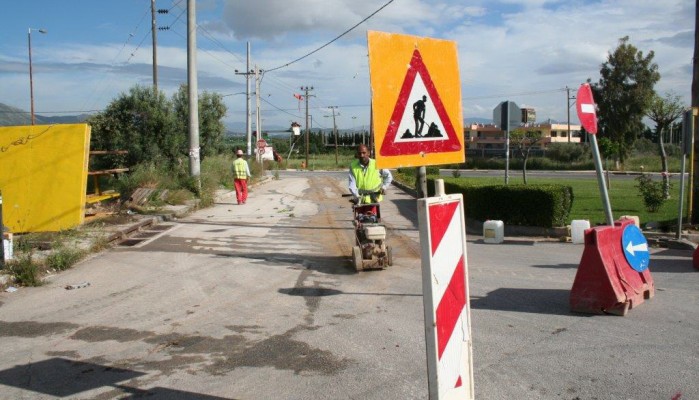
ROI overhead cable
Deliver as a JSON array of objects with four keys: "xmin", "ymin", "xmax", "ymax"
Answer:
[{"xmin": 265, "ymin": 0, "xmax": 394, "ymax": 73}]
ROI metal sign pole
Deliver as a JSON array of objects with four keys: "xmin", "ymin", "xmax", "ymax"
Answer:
[
  {"xmin": 589, "ymin": 134, "xmax": 614, "ymax": 225},
  {"xmin": 504, "ymin": 101, "xmax": 510, "ymax": 185},
  {"xmin": 678, "ymin": 108, "xmax": 695, "ymax": 238},
  {"xmin": 677, "ymin": 153, "xmax": 687, "ymax": 239}
]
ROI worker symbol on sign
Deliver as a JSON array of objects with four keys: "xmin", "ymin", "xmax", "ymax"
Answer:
[
  {"xmin": 413, "ymin": 95, "xmax": 427, "ymax": 136},
  {"xmin": 380, "ymin": 49, "xmax": 459, "ymax": 155},
  {"xmin": 397, "ymin": 87, "xmax": 445, "ymax": 141}
]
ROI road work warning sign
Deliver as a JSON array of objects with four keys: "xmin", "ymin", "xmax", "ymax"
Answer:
[{"xmin": 367, "ymin": 31, "xmax": 464, "ymax": 169}]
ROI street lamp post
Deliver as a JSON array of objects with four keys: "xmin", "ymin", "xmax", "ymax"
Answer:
[
  {"xmin": 28, "ymin": 27, "xmax": 47, "ymax": 126},
  {"xmin": 351, "ymin": 116, "xmax": 357, "ymax": 145}
]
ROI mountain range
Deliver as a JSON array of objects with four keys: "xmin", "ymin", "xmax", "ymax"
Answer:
[
  {"xmin": 0, "ymin": 102, "xmax": 91, "ymax": 126},
  {"xmin": 0, "ymin": 102, "xmax": 500, "ymax": 132}
]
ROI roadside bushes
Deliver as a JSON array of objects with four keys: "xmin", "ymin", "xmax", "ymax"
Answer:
[
  {"xmin": 427, "ymin": 177, "xmax": 573, "ymax": 228},
  {"xmin": 546, "ymin": 143, "xmax": 590, "ymax": 163}
]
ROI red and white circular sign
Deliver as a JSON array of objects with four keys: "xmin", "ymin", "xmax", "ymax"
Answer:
[
  {"xmin": 256, "ymin": 139, "xmax": 267, "ymax": 149},
  {"xmin": 576, "ymin": 83, "xmax": 598, "ymax": 134}
]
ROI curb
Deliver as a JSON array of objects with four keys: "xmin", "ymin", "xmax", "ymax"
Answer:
[
  {"xmin": 111, "ymin": 173, "xmax": 276, "ymax": 244},
  {"xmin": 391, "ymin": 180, "xmax": 566, "ymax": 239}
]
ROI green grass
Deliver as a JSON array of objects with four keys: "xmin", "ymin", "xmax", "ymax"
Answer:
[
  {"xmin": 394, "ymin": 170, "xmax": 688, "ymax": 228},
  {"xmin": 527, "ymin": 176, "xmax": 685, "ymax": 227},
  {"xmin": 284, "ymin": 152, "xmax": 355, "ymax": 170}
]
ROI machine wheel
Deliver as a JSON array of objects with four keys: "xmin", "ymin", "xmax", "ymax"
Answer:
[
  {"xmin": 352, "ymin": 246, "xmax": 364, "ymax": 271},
  {"xmin": 386, "ymin": 245, "xmax": 393, "ymax": 266}
]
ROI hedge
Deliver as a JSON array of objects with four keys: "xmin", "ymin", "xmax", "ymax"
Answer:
[{"xmin": 427, "ymin": 177, "xmax": 573, "ymax": 228}]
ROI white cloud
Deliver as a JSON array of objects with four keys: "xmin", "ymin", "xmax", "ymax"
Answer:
[{"xmin": 0, "ymin": 0, "xmax": 692, "ymax": 130}]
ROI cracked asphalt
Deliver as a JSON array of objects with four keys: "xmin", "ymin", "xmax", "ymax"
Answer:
[{"xmin": 0, "ymin": 170, "xmax": 697, "ymax": 399}]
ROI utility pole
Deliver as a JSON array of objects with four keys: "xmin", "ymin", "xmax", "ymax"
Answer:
[
  {"xmin": 151, "ymin": 0, "xmax": 158, "ymax": 90},
  {"xmin": 254, "ymin": 65, "xmax": 264, "ymax": 165},
  {"xmin": 328, "ymin": 106, "xmax": 339, "ymax": 165},
  {"xmin": 301, "ymin": 86, "xmax": 315, "ymax": 169},
  {"xmin": 566, "ymin": 86, "xmax": 572, "ymax": 143},
  {"xmin": 187, "ymin": 0, "xmax": 201, "ymax": 186},
  {"xmin": 235, "ymin": 43, "xmax": 253, "ymax": 155}
]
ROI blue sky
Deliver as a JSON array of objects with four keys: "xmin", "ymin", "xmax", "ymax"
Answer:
[{"xmin": 0, "ymin": 0, "xmax": 693, "ymax": 131}]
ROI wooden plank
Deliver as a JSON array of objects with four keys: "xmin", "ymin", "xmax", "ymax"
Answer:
[
  {"xmin": 88, "ymin": 168, "xmax": 130, "ymax": 175},
  {"xmin": 85, "ymin": 192, "xmax": 120, "ymax": 204}
]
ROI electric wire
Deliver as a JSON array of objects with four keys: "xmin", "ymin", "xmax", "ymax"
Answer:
[
  {"xmin": 264, "ymin": 0, "xmax": 394, "ymax": 73},
  {"xmin": 78, "ymin": 4, "xmax": 151, "ymax": 112}
]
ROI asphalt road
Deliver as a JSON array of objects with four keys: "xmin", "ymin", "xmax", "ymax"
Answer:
[{"xmin": 0, "ymin": 171, "xmax": 697, "ymax": 399}]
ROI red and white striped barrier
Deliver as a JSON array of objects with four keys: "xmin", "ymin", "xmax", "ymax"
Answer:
[{"xmin": 418, "ymin": 193, "xmax": 474, "ymax": 400}]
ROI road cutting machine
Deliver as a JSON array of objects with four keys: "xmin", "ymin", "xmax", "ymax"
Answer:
[{"xmin": 344, "ymin": 190, "xmax": 392, "ymax": 271}]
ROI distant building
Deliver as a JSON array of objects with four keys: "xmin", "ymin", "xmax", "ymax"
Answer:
[
  {"xmin": 464, "ymin": 122, "xmax": 582, "ymax": 150},
  {"xmin": 521, "ymin": 108, "xmax": 536, "ymax": 124},
  {"xmin": 464, "ymin": 103, "xmax": 582, "ymax": 151}
]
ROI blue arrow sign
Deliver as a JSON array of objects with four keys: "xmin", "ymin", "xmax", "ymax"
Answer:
[{"xmin": 621, "ymin": 224, "xmax": 650, "ymax": 272}]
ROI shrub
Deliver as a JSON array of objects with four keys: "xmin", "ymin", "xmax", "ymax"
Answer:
[
  {"xmin": 427, "ymin": 177, "xmax": 573, "ymax": 227},
  {"xmin": 633, "ymin": 138, "xmax": 655, "ymax": 155},
  {"xmin": 546, "ymin": 143, "xmax": 590, "ymax": 163},
  {"xmin": 635, "ymin": 174, "xmax": 667, "ymax": 212}
]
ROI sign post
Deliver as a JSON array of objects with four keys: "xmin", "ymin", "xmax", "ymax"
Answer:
[
  {"xmin": 369, "ymin": 32, "xmax": 471, "ymax": 398},
  {"xmin": 493, "ymin": 101, "xmax": 520, "ymax": 185},
  {"xmin": 576, "ymin": 83, "xmax": 613, "ymax": 226},
  {"xmin": 417, "ymin": 188, "xmax": 474, "ymax": 399},
  {"xmin": 677, "ymin": 108, "xmax": 697, "ymax": 239}
]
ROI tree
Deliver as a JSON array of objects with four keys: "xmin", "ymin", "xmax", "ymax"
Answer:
[
  {"xmin": 592, "ymin": 36, "xmax": 660, "ymax": 165},
  {"xmin": 646, "ymin": 91, "xmax": 685, "ymax": 198},
  {"xmin": 88, "ymin": 85, "xmax": 183, "ymax": 169},
  {"xmin": 172, "ymin": 85, "xmax": 227, "ymax": 159},
  {"xmin": 509, "ymin": 129, "xmax": 543, "ymax": 184}
]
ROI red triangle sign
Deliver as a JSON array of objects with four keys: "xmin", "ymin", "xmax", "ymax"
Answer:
[{"xmin": 380, "ymin": 49, "xmax": 461, "ymax": 156}]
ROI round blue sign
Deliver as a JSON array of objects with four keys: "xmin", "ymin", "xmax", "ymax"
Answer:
[{"xmin": 621, "ymin": 224, "xmax": 650, "ymax": 272}]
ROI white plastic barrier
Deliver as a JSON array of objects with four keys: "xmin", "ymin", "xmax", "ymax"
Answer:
[{"xmin": 570, "ymin": 220, "xmax": 590, "ymax": 244}]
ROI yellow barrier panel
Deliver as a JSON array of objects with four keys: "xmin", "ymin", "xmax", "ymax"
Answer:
[{"xmin": 0, "ymin": 124, "xmax": 91, "ymax": 233}]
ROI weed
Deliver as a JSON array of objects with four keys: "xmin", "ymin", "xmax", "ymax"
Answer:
[
  {"xmin": 6, "ymin": 254, "xmax": 43, "ymax": 287},
  {"xmin": 165, "ymin": 189, "xmax": 193, "ymax": 205},
  {"xmin": 89, "ymin": 236, "xmax": 111, "ymax": 253},
  {"xmin": 451, "ymin": 169, "xmax": 461, "ymax": 178},
  {"xmin": 46, "ymin": 247, "xmax": 86, "ymax": 272}
]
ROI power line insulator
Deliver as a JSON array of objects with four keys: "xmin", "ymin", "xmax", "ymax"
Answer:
[
  {"xmin": 158, "ymin": 26, "xmax": 170, "ymax": 31},
  {"xmin": 157, "ymin": 9, "xmax": 169, "ymax": 14}
]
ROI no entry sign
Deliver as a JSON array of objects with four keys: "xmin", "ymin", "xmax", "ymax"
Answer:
[{"xmin": 576, "ymin": 83, "xmax": 598, "ymax": 134}]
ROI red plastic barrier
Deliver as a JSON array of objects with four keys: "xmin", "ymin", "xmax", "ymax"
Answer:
[
  {"xmin": 570, "ymin": 219, "xmax": 654, "ymax": 316},
  {"xmin": 693, "ymin": 246, "xmax": 699, "ymax": 270}
]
